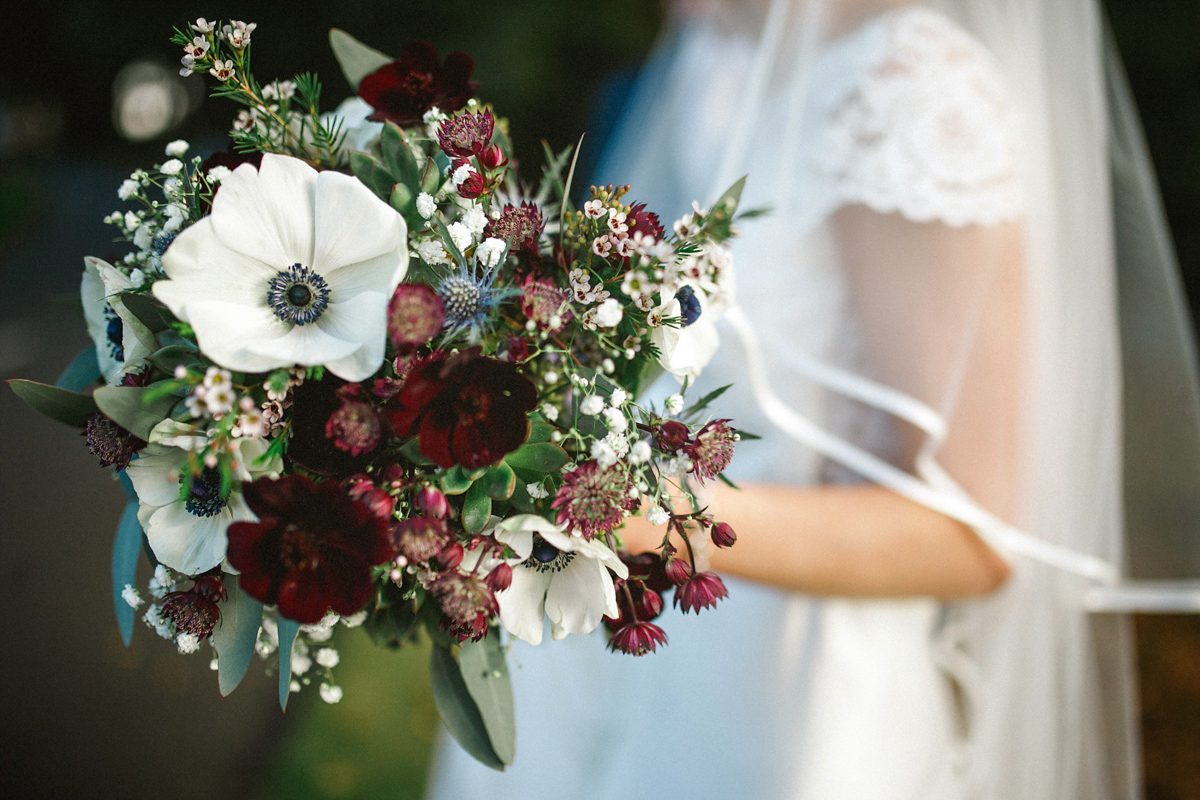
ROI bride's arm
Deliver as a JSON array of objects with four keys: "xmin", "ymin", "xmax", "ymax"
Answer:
[{"xmin": 621, "ymin": 206, "xmax": 1023, "ymax": 598}]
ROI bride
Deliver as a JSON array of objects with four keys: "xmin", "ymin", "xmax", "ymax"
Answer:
[{"xmin": 428, "ymin": 0, "xmax": 1200, "ymax": 797}]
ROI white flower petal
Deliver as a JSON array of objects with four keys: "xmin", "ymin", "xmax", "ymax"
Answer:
[
  {"xmin": 181, "ymin": 301, "xmax": 293, "ymax": 373},
  {"xmin": 312, "ymin": 169, "xmax": 407, "ymax": 273},
  {"xmin": 145, "ymin": 500, "xmax": 228, "ymax": 575},
  {"xmin": 544, "ymin": 558, "xmax": 616, "ymax": 640},
  {"xmin": 156, "ymin": 218, "xmax": 278, "ymax": 312},
  {"xmin": 81, "ymin": 261, "xmax": 121, "ymax": 383},
  {"xmin": 313, "ymin": 292, "xmax": 388, "ymax": 381},
  {"xmin": 127, "ymin": 449, "xmax": 185, "ymax": 508},
  {"xmin": 327, "ymin": 249, "xmax": 408, "ymax": 301},
  {"xmin": 247, "ymin": 319, "xmax": 359, "ymax": 368},
  {"xmin": 210, "ymin": 154, "xmax": 317, "ymax": 267},
  {"xmin": 497, "ymin": 567, "xmax": 552, "ymax": 646},
  {"xmin": 570, "ymin": 536, "xmax": 630, "ymax": 579}
]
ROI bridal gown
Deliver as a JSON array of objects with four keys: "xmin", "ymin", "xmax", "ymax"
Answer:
[{"xmin": 428, "ymin": 6, "xmax": 1122, "ymax": 799}]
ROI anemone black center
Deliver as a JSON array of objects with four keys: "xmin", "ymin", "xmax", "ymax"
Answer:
[
  {"xmin": 183, "ymin": 467, "xmax": 228, "ymax": 517},
  {"xmin": 524, "ymin": 534, "xmax": 575, "ymax": 574},
  {"xmin": 675, "ymin": 285, "xmax": 702, "ymax": 327},
  {"xmin": 286, "ymin": 284, "xmax": 312, "ymax": 307},
  {"xmin": 267, "ymin": 263, "xmax": 331, "ymax": 326}
]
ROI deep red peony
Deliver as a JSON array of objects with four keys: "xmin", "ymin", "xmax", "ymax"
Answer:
[
  {"xmin": 226, "ymin": 475, "xmax": 392, "ymax": 624},
  {"xmin": 386, "ymin": 347, "xmax": 537, "ymax": 469},
  {"xmin": 358, "ymin": 41, "xmax": 479, "ymax": 126}
]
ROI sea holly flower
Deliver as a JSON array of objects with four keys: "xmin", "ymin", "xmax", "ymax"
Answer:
[
  {"xmin": 386, "ymin": 347, "xmax": 538, "ymax": 469},
  {"xmin": 154, "ymin": 153, "xmax": 409, "ymax": 382},
  {"xmin": 226, "ymin": 474, "xmax": 393, "ymax": 624},
  {"xmin": 358, "ymin": 41, "xmax": 479, "ymax": 126},
  {"xmin": 486, "ymin": 515, "xmax": 629, "ymax": 646},
  {"xmin": 126, "ymin": 424, "xmax": 281, "ymax": 576}
]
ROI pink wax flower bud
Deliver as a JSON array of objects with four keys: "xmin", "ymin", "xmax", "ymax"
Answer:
[
  {"xmin": 654, "ymin": 420, "xmax": 691, "ymax": 454},
  {"xmin": 439, "ymin": 541, "xmax": 465, "ymax": 570},
  {"xmin": 415, "ymin": 485, "xmax": 450, "ymax": 519},
  {"xmin": 486, "ymin": 562, "xmax": 513, "ymax": 592},
  {"xmin": 478, "ymin": 143, "xmax": 508, "ymax": 171},
  {"xmin": 711, "ymin": 521, "xmax": 737, "ymax": 548},
  {"xmin": 674, "ymin": 571, "xmax": 728, "ymax": 614},
  {"xmin": 609, "ymin": 620, "xmax": 668, "ymax": 656},
  {"xmin": 664, "ymin": 556, "xmax": 692, "ymax": 586}
]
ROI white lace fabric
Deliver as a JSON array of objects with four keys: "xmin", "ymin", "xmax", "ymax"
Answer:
[{"xmin": 803, "ymin": 8, "xmax": 1025, "ymax": 228}]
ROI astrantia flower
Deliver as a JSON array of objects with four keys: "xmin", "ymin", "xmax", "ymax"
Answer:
[
  {"xmin": 226, "ymin": 475, "xmax": 393, "ymax": 624},
  {"xmin": 430, "ymin": 571, "xmax": 497, "ymax": 642},
  {"xmin": 358, "ymin": 41, "xmax": 479, "ymax": 126},
  {"xmin": 625, "ymin": 202, "xmax": 664, "ymax": 241},
  {"xmin": 487, "ymin": 515, "xmax": 628, "ymax": 646},
  {"xmin": 386, "ymin": 347, "xmax": 538, "ymax": 469},
  {"xmin": 437, "ymin": 109, "xmax": 494, "ymax": 158},
  {"xmin": 325, "ymin": 391, "xmax": 383, "ymax": 456},
  {"xmin": 608, "ymin": 620, "xmax": 668, "ymax": 656},
  {"xmin": 126, "ymin": 426, "xmax": 281, "ymax": 576},
  {"xmin": 484, "ymin": 202, "xmax": 544, "ymax": 257},
  {"xmin": 520, "ymin": 276, "xmax": 572, "ymax": 332},
  {"xmin": 84, "ymin": 411, "xmax": 145, "ymax": 469},
  {"xmin": 688, "ymin": 418, "xmax": 736, "ymax": 481},
  {"xmin": 161, "ymin": 575, "xmax": 226, "ymax": 638},
  {"xmin": 388, "ymin": 283, "xmax": 445, "ymax": 351},
  {"xmin": 551, "ymin": 460, "xmax": 640, "ymax": 540},
  {"xmin": 674, "ymin": 570, "xmax": 729, "ymax": 614},
  {"xmin": 154, "ymin": 153, "xmax": 408, "ymax": 382}
]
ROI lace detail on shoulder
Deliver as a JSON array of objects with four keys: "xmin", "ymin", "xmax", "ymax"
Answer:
[{"xmin": 806, "ymin": 8, "xmax": 1025, "ymax": 227}]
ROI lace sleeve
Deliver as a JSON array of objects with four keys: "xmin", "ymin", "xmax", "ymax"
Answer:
[{"xmin": 807, "ymin": 9, "xmax": 1025, "ymax": 228}]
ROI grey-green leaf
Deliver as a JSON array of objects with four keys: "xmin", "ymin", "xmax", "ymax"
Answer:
[
  {"xmin": 278, "ymin": 617, "xmax": 300, "ymax": 711},
  {"xmin": 55, "ymin": 345, "xmax": 101, "ymax": 392},
  {"xmin": 504, "ymin": 442, "xmax": 569, "ymax": 474},
  {"xmin": 429, "ymin": 645, "xmax": 505, "ymax": 770},
  {"xmin": 213, "ymin": 577, "xmax": 264, "ymax": 696},
  {"xmin": 482, "ymin": 462, "xmax": 517, "ymax": 500},
  {"xmin": 458, "ymin": 631, "xmax": 516, "ymax": 765},
  {"xmin": 9, "ymin": 378, "xmax": 98, "ymax": 427},
  {"xmin": 93, "ymin": 383, "xmax": 178, "ymax": 441},
  {"xmin": 329, "ymin": 28, "xmax": 393, "ymax": 89},
  {"xmin": 713, "ymin": 174, "xmax": 748, "ymax": 215},
  {"xmin": 112, "ymin": 497, "xmax": 142, "ymax": 646}
]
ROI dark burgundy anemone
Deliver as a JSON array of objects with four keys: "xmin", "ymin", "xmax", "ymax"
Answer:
[
  {"xmin": 358, "ymin": 41, "xmax": 479, "ymax": 126},
  {"xmin": 226, "ymin": 475, "xmax": 392, "ymax": 624},
  {"xmin": 386, "ymin": 346, "xmax": 537, "ymax": 469}
]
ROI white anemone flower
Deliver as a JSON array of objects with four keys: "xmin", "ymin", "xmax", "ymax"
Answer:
[
  {"xmin": 81, "ymin": 257, "xmax": 157, "ymax": 384},
  {"xmin": 486, "ymin": 514, "xmax": 628, "ymax": 646},
  {"xmin": 126, "ymin": 421, "xmax": 282, "ymax": 576},
  {"xmin": 154, "ymin": 153, "xmax": 408, "ymax": 381},
  {"xmin": 321, "ymin": 97, "xmax": 384, "ymax": 159},
  {"xmin": 650, "ymin": 284, "xmax": 720, "ymax": 382}
]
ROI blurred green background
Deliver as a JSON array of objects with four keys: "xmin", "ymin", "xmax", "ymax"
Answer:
[{"xmin": 2, "ymin": 1, "xmax": 1200, "ymax": 799}]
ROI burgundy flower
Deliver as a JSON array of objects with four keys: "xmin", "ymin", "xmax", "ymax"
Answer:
[
  {"xmin": 551, "ymin": 460, "xmax": 640, "ymax": 540},
  {"xmin": 386, "ymin": 346, "xmax": 537, "ymax": 469},
  {"xmin": 674, "ymin": 570, "xmax": 728, "ymax": 614},
  {"xmin": 287, "ymin": 376, "xmax": 373, "ymax": 477},
  {"xmin": 388, "ymin": 283, "xmax": 445, "ymax": 352},
  {"xmin": 346, "ymin": 476, "xmax": 396, "ymax": 521},
  {"xmin": 414, "ymin": 485, "xmax": 450, "ymax": 519},
  {"xmin": 625, "ymin": 203, "xmax": 664, "ymax": 241},
  {"xmin": 161, "ymin": 575, "xmax": 226, "ymax": 638},
  {"xmin": 654, "ymin": 420, "xmax": 691, "ymax": 455},
  {"xmin": 390, "ymin": 515, "xmax": 453, "ymax": 564},
  {"xmin": 456, "ymin": 169, "xmax": 486, "ymax": 199},
  {"xmin": 520, "ymin": 276, "xmax": 572, "ymax": 333},
  {"xmin": 608, "ymin": 620, "xmax": 668, "ymax": 655},
  {"xmin": 688, "ymin": 419, "xmax": 737, "ymax": 481},
  {"xmin": 430, "ymin": 571, "xmax": 497, "ymax": 642},
  {"xmin": 664, "ymin": 556, "xmax": 693, "ymax": 586},
  {"xmin": 226, "ymin": 475, "xmax": 392, "ymax": 624},
  {"xmin": 358, "ymin": 41, "xmax": 479, "ymax": 126},
  {"xmin": 325, "ymin": 387, "xmax": 383, "ymax": 456},
  {"xmin": 437, "ymin": 109, "xmax": 494, "ymax": 157},
  {"xmin": 711, "ymin": 521, "xmax": 737, "ymax": 548},
  {"xmin": 484, "ymin": 202, "xmax": 545, "ymax": 256},
  {"xmin": 84, "ymin": 412, "xmax": 145, "ymax": 469}
]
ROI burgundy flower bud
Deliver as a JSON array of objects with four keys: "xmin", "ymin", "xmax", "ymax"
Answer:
[
  {"xmin": 711, "ymin": 521, "xmax": 737, "ymax": 548},
  {"xmin": 388, "ymin": 283, "xmax": 446, "ymax": 351},
  {"xmin": 609, "ymin": 620, "xmax": 668, "ymax": 655},
  {"xmin": 457, "ymin": 170, "xmax": 486, "ymax": 199},
  {"xmin": 191, "ymin": 575, "xmax": 227, "ymax": 604},
  {"xmin": 347, "ymin": 478, "xmax": 396, "ymax": 521},
  {"xmin": 439, "ymin": 541, "xmax": 465, "ymax": 570},
  {"xmin": 486, "ymin": 562, "xmax": 513, "ymax": 592},
  {"xmin": 414, "ymin": 486, "xmax": 450, "ymax": 519},
  {"xmin": 500, "ymin": 335, "xmax": 529, "ymax": 363},
  {"xmin": 674, "ymin": 571, "xmax": 728, "ymax": 614},
  {"xmin": 639, "ymin": 587, "xmax": 665, "ymax": 619},
  {"xmin": 654, "ymin": 420, "xmax": 691, "ymax": 455},
  {"xmin": 161, "ymin": 585, "xmax": 222, "ymax": 638},
  {"xmin": 391, "ymin": 515, "xmax": 452, "ymax": 563},
  {"xmin": 478, "ymin": 143, "xmax": 508, "ymax": 171},
  {"xmin": 664, "ymin": 556, "xmax": 693, "ymax": 586}
]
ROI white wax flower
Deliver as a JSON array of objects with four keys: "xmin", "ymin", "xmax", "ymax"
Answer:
[
  {"xmin": 154, "ymin": 154, "xmax": 408, "ymax": 381},
  {"xmin": 487, "ymin": 515, "xmax": 628, "ymax": 646}
]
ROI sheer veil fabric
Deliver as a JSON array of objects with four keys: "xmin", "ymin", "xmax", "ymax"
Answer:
[{"xmin": 426, "ymin": 1, "xmax": 1200, "ymax": 798}]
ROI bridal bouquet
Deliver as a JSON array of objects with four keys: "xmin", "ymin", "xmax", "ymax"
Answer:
[{"xmin": 10, "ymin": 18, "xmax": 747, "ymax": 769}]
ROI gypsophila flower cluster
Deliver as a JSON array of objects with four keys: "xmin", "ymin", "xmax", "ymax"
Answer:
[{"xmin": 12, "ymin": 20, "xmax": 752, "ymax": 770}]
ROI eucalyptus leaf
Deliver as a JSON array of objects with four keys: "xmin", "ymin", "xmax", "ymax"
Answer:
[
  {"xmin": 329, "ymin": 28, "xmax": 393, "ymax": 89},
  {"xmin": 119, "ymin": 292, "xmax": 169, "ymax": 333},
  {"xmin": 481, "ymin": 461, "xmax": 517, "ymax": 500},
  {"xmin": 459, "ymin": 631, "xmax": 516, "ymax": 765},
  {"xmin": 55, "ymin": 345, "xmax": 101, "ymax": 392},
  {"xmin": 146, "ymin": 344, "xmax": 203, "ymax": 375},
  {"xmin": 9, "ymin": 378, "xmax": 98, "ymax": 427},
  {"xmin": 440, "ymin": 465, "xmax": 475, "ymax": 495},
  {"xmin": 277, "ymin": 617, "xmax": 300, "ymax": 711},
  {"xmin": 381, "ymin": 122, "xmax": 419, "ymax": 187},
  {"xmin": 504, "ymin": 442, "xmax": 569, "ymax": 474},
  {"xmin": 213, "ymin": 577, "xmax": 264, "ymax": 696},
  {"xmin": 112, "ymin": 496, "xmax": 142, "ymax": 646},
  {"xmin": 429, "ymin": 645, "xmax": 505, "ymax": 770},
  {"xmin": 462, "ymin": 480, "xmax": 492, "ymax": 533},
  {"xmin": 93, "ymin": 383, "xmax": 179, "ymax": 441}
]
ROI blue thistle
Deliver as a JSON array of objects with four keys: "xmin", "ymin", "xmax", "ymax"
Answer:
[{"xmin": 436, "ymin": 262, "xmax": 518, "ymax": 344}]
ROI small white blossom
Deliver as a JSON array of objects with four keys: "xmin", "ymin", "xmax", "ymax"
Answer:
[
  {"xmin": 602, "ymin": 358, "xmax": 616, "ymax": 374},
  {"xmin": 665, "ymin": 394, "xmax": 684, "ymax": 415},
  {"xmin": 209, "ymin": 59, "xmax": 235, "ymax": 81},
  {"xmin": 543, "ymin": 371, "xmax": 559, "ymax": 385},
  {"xmin": 341, "ymin": 610, "xmax": 368, "ymax": 627},
  {"xmin": 645, "ymin": 506, "xmax": 670, "ymax": 526},
  {"xmin": 133, "ymin": 225, "xmax": 153, "ymax": 251},
  {"xmin": 320, "ymin": 683, "xmax": 344, "ymax": 704},
  {"xmin": 160, "ymin": 159, "xmax": 184, "ymax": 176},
  {"xmin": 583, "ymin": 199, "xmax": 606, "ymax": 219},
  {"xmin": 610, "ymin": 388, "xmax": 628, "ymax": 407},
  {"xmin": 605, "ymin": 431, "xmax": 630, "ymax": 458},
  {"xmin": 206, "ymin": 165, "xmax": 231, "ymax": 183},
  {"xmin": 128, "ymin": 268, "xmax": 146, "ymax": 287},
  {"xmin": 123, "ymin": 211, "xmax": 140, "ymax": 231},
  {"xmin": 415, "ymin": 239, "xmax": 451, "ymax": 266},
  {"xmin": 291, "ymin": 649, "xmax": 313, "ymax": 676},
  {"xmin": 527, "ymin": 482, "xmax": 549, "ymax": 500},
  {"xmin": 461, "ymin": 205, "xmax": 489, "ymax": 236},
  {"xmin": 451, "ymin": 163, "xmax": 473, "ymax": 187},
  {"xmin": 165, "ymin": 140, "xmax": 189, "ymax": 157},
  {"xmin": 416, "ymin": 192, "xmax": 437, "ymax": 219},
  {"xmin": 602, "ymin": 406, "xmax": 628, "ymax": 433},
  {"xmin": 662, "ymin": 455, "xmax": 693, "ymax": 477},
  {"xmin": 118, "ymin": 179, "xmax": 140, "ymax": 200},
  {"xmin": 191, "ymin": 18, "xmax": 216, "ymax": 33},
  {"xmin": 122, "ymin": 584, "xmax": 143, "ymax": 608},
  {"xmin": 315, "ymin": 648, "xmax": 340, "ymax": 668},
  {"xmin": 629, "ymin": 439, "xmax": 652, "ymax": 464},
  {"xmin": 222, "ymin": 21, "xmax": 256, "ymax": 49},
  {"xmin": 177, "ymin": 633, "xmax": 201, "ymax": 654},
  {"xmin": 580, "ymin": 395, "xmax": 605, "ymax": 416},
  {"xmin": 446, "ymin": 221, "xmax": 473, "ymax": 252},
  {"xmin": 476, "ymin": 237, "xmax": 506, "ymax": 269},
  {"xmin": 591, "ymin": 439, "xmax": 618, "ymax": 469},
  {"xmin": 593, "ymin": 298, "xmax": 623, "ymax": 328},
  {"xmin": 540, "ymin": 403, "xmax": 559, "ymax": 422}
]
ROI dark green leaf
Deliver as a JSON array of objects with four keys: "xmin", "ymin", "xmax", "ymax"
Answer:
[
  {"xmin": 119, "ymin": 292, "xmax": 169, "ymax": 333},
  {"xmin": 278, "ymin": 617, "xmax": 300, "ymax": 711},
  {"xmin": 526, "ymin": 421, "xmax": 553, "ymax": 444},
  {"xmin": 381, "ymin": 122, "xmax": 419, "ymax": 188},
  {"xmin": 481, "ymin": 462, "xmax": 517, "ymax": 500},
  {"xmin": 93, "ymin": 384, "xmax": 178, "ymax": 441},
  {"xmin": 390, "ymin": 182, "xmax": 415, "ymax": 216},
  {"xmin": 8, "ymin": 378, "xmax": 97, "ymax": 427},
  {"xmin": 213, "ymin": 577, "xmax": 264, "ymax": 696},
  {"xmin": 420, "ymin": 158, "xmax": 444, "ymax": 195},
  {"xmin": 146, "ymin": 344, "xmax": 203, "ymax": 375},
  {"xmin": 440, "ymin": 465, "xmax": 475, "ymax": 495},
  {"xmin": 462, "ymin": 480, "xmax": 493, "ymax": 533},
  {"xmin": 397, "ymin": 436, "xmax": 435, "ymax": 466},
  {"xmin": 329, "ymin": 28, "xmax": 393, "ymax": 89},
  {"xmin": 112, "ymin": 495, "xmax": 142, "ymax": 646},
  {"xmin": 55, "ymin": 346, "xmax": 101, "ymax": 392},
  {"xmin": 363, "ymin": 581, "xmax": 420, "ymax": 648},
  {"xmin": 349, "ymin": 151, "xmax": 395, "ymax": 200},
  {"xmin": 429, "ymin": 645, "xmax": 505, "ymax": 770},
  {"xmin": 503, "ymin": 442, "xmax": 569, "ymax": 474},
  {"xmin": 458, "ymin": 631, "xmax": 516, "ymax": 765},
  {"xmin": 717, "ymin": 472, "xmax": 741, "ymax": 490},
  {"xmin": 734, "ymin": 429, "xmax": 761, "ymax": 441}
]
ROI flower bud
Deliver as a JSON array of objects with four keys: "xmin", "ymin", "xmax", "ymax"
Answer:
[
  {"xmin": 639, "ymin": 588, "xmax": 664, "ymax": 619},
  {"xmin": 457, "ymin": 170, "xmax": 486, "ymax": 199},
  {"xmin": 654, "ymin": 420, "xmax": 691, "ymax": 454},
  {"xmin": 711, "ymin": 521, "xmax": 737, "ymax": 548},
  {"xmin": 478, "ymin": 143, "xmax": 508, "ymax": 171},
  {"xmin": 664, "ymin": 556, "xmax": 692, "ymax": 586},
  {"xmin": 415, "ymin": 486, "xmax": 450, "ymax": 519},
  {"xmin": 486, "ymin": 562, "xmax": 513, "ymax": 592},
  {"xmin": 439, "ymin": 541, "xmax": 465, "ymax": 570},
  {"xmin": 191, "ymin": 575, "xmax": 227, "ymax": 603},
  {"xmin": 674, "ymin": 571, "xmax": 728, "ymax": 614}
]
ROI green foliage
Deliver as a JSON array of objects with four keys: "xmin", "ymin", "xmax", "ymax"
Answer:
[
  {"xmin": 93, "ymin": 383, "xmax": 179, "ymax": 440},
  {"xmin": 429, "ymin": 633, "xmax": 514, "ymax": 771},
  {"xmin": 462, "ymin": 480, "xmax": 493, "ymax": 533},
  {"xmin": 213, "ymin": 577, "xmax": 265, "ymax": 696},
  {"xmin": 111, "ymin": 497, "xmax": 142, "ymax": 646},
  {"xmin": 55, "ymin": 346, "xmax": 101, "ymax": 392},
  {"xmin": 329, "ymin": 28, "xmax": 393, "ymax": 90},
  {"xmin": 278, "ymin": 617, "xmax": 301, "ymax": 711},
  {"xmin": 8, "ymin": 379, "xmax": 98, "ymax": 427}
]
